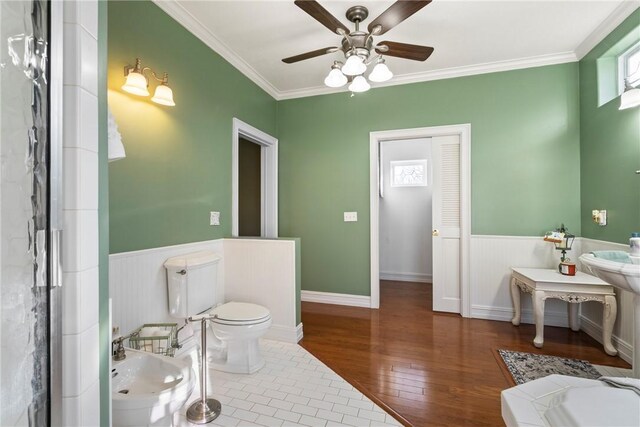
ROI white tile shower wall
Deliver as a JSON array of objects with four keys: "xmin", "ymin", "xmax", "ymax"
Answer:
[
  {"xmin": 470, "ymin": 235, "xmax": 581, "ymax": 327},
  {"xmin": 223, "ymin": 239, "xmax": 299, "ymax": 342},
  {"xmin": 578, "ymin": 238, "xmax": 633, "ymax": 363},
  {"xmin": 109, "ymin": 240, "xmax": 224, "ymax": 336},
  {"xmin": 61, "ymin": 1, "xmax": 100, "ymax": 425}
]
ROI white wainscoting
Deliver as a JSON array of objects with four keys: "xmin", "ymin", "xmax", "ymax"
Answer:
[
  {"xmin": 223, "ymin": 239, "xmax": 300, "ymax": 343},
  {"xmin": 470, "ymin": 235, "xmax": 578, "ymax": 327},
  {"xmin": 110, "ymin": 240, "xmax": 224, "ymax": 336},
  {"xmin": 578, "ymin": 238, "xmax": 633, "ymax": 363},
  {"xmin": 470, "ymin": 235, "xmax": 632, "ymax": 364},
  {"xmin": 110, "ymin": 238, "xmax": 301, "ymax": 344},
  {"xmin": 301, "ymin": 290, "xmax": 372, "ymax": 308}
]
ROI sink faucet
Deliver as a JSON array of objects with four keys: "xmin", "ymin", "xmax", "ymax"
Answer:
[{"xmin": 112, "ymin": 335, "xmax": 131, "ymax": 361}]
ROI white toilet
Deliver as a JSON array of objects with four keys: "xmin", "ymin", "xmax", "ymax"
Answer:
[{"xmin": 164, "ymin": 250, "xmax": 272, "ymax": 374}]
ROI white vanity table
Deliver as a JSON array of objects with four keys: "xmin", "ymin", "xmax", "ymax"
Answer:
[{"xmin": 510, "ymin": 267, "xmax": 617, "ymax": 355}]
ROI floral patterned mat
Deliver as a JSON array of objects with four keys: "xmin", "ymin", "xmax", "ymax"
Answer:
[{"xmin": 498, "ymin": 349, "xmax": 602, "ymax": 385}]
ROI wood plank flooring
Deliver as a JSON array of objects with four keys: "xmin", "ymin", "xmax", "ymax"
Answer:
[{"xmin": 299, "ymin": 280, "xmax": 631, "ymax": 426}]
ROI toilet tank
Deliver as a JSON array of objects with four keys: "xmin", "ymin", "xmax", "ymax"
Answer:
[{"xmin": 164, "ymin": 251, "xmax": 221, "ymax": 318}]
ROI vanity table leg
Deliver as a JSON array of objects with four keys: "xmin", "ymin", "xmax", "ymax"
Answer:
[
  {"xmin": 602, "ymin": 295, "xmax": 618, "ymax": 356},
  {"xmin": 510, "ymin": 276, "xmax": 521, "ymax": 326},
  {"xmin": 568, "ymin": 302, "xmax": 580, "ymax": 332},
  {"xmin": 532, "ymin": 290, "xmax": 546, "ymax": 348}
]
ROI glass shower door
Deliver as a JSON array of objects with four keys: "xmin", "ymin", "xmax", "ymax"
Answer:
[{"xmin": 0, "ymin": 1, "xmax": 62, "ymax": 425}]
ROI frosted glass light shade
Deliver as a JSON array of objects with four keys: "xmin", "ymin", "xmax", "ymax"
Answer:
[
  {"xmin": 122, "ymin": 72, "xmax": 149, "ymax": 96},
  {"xmin": 348, "ymin": 75, "xmax": 370, "ymax": 93},
  {"xmin": 369, "ymin": 62, "xmax": 393, "ymax": 82},
  {"xmin": 341, "ymin": 55, "xmax": 367, "ymax": 76},
  {"xmin": 151, "ymin": 84, "xmax": 176, "ymax": 106},
  {"xmin": 619, "ymin": 87, "xmax": 640, "ymax": 110},
  {"xmin": 324, "ymin": 68, "xmax": 347, "ymax": 88}
]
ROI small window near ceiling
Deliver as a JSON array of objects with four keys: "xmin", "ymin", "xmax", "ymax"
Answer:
[
  {"xmin": 619, "ymin": 41, "xmax": 640, "ymax": 93},
  {"xmin": 390, "ymin": 159, "xmax": 428, "ymax": 187}
]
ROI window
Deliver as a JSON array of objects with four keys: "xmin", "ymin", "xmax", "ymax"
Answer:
[
  {"xmin": 619, "ymin": 41, "xmax": 640, "ymax": 92},
  {"xmin": 390, "ymin": 159, "xmax": 428, "ymax": 187}
]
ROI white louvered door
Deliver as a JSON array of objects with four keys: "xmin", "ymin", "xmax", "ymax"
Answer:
[{"xmin": 432, "ymin": 135, "xmax": 461, "ymax": 313}]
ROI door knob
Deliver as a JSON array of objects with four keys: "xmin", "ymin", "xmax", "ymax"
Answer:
[{"xmin": 432, "ymin": 229, "xmax": 439, "ymax": 236}]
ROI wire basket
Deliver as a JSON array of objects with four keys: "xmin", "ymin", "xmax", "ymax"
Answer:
[{"xmin": 128, "ymin": 323, "xmax": 178, "ymax": 357}]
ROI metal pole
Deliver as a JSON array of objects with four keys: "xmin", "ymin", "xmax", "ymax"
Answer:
[
  {"xmin": 186, "ymin": 315, "xmax": 221, "ymax": 424},
  {"xmin": 199, "ymin": 317, "xmax": 207, "ymax": 404}
]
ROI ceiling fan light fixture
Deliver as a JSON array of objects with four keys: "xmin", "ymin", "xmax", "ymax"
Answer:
[
  {"xmin": 368, "ymin": 59, "xmax": 393, "ymax": 82},
  {"xmin": 284, "ymin": 1, "xmax": 435, "ymax": 92},
  {"xmin": 341, "ymin": 54, "xmax": 367, "ymax": 76},
  {"xmin": 324, "ymin": 66, "xmax": 348, "ymax": 88},
  {"xmin": 348, "ymin": 75, "xmax": 370, "ymax": 93}
]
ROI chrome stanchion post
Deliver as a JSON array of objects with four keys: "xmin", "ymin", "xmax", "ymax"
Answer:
[{"xmin": 186, "ymin": 315, "xmax": 221, "ymax": 424}]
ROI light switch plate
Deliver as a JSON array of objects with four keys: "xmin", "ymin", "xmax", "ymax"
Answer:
[
  {"xmin": 344, "ymin": 212, "xmax": 358, "ymax": 222},
  {"xmin": 210, "ymin": 211, "xmax": 220, "ymax": 226}
]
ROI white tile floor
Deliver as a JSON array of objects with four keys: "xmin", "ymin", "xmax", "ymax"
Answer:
[{"xmin": 174, "ymin": 340, "xmax": 401, "ymax": 427}]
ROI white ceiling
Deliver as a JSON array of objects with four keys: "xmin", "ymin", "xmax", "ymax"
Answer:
[{"xmin": 154, "ymin": 0, "xmax": 639, "ymax": 99}]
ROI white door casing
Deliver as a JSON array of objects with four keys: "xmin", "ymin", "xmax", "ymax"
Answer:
[
  {"xmin": 232, "ymin": 118, "xmax": 278, "ymax": 238},
  {"xmin": 432, "ymin": 135, "xmax": 461, "ymax": 313},
  {"xmin": 370, "ymin": 124, "xmax": 471, "ymax": 316}
]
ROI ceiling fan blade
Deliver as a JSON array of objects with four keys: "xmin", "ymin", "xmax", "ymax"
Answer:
[
  {"xmin": 376, "ymin": 41, "xmax": 434, "ymax": 61},
  {"xmin": 282, "ymin": 47, "xmax": 339, "ymax": 64},
  {"xmin": 368, "ymin": 0, "xmax": 432, "ymax": 35},
  {"xmin": 294, "ymin": 0, "xmax": 349, "ymax": 35}
]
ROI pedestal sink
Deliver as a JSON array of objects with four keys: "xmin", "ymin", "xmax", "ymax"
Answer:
[
  {"xmin": 112, "ymin": 348, "xmax": 195, "ymax": 427},
  {"xmin": 579, "ymin": 253, "xmax": 640, "ymax": 377}
]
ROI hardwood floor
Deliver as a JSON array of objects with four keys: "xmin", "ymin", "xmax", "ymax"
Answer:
[{"xmin": 299, "ymin": 280, "xmax": 631, "ymax": 427}]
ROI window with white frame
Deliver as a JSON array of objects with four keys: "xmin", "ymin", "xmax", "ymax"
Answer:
[
  {"xmin": 390, "ymin": 159, "xmax": 428, "ymax": 187},
  {"xmin": 619, "ymin": 40, "xmax": 640, "ymax": 92}
]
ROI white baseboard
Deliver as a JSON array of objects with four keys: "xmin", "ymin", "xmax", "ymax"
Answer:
[
  {"xmin": 265, "ymin": 324, "xmax": 303, "ymax": 344},
  {"xmin": 380, "ymin": 272, "xmax": 432, "ymax": 283},
  {"xmin": 580, "ymin": 314, "xmax": 632, "ymax": 364},
  {"xmin": 295, "ymin": 323, "xmax": 303, "ymax": 343},
  {"xmin": 471, "ymin": 305, "xmax": 570, "ymax": 328},
  {"xmin": 301, "ymin": 290, "xmax": 371, "ymax": 308}
]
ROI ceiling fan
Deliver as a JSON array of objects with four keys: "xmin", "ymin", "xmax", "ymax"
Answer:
[{"xmin": 282, "ymin": 0, "xmax": 434, "ymax": 92}]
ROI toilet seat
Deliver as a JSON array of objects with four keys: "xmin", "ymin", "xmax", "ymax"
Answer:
[{"xmin": 208, "ymin": 302, "xmax": 271, "ymax": 326}]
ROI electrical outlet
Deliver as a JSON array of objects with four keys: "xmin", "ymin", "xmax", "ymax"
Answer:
[
  {"xmin": 210, "ymin": 211, "xmax": 220, "ymax": 226},
  {"xmin": 112, "ymin": 325, "xmax": 120, "ymax": 336},
  {"xmin": 344, "ymin": 212, "xmax": 358, "ymax": 222}
]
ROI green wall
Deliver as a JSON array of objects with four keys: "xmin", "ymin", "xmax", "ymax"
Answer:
[
  {"xmin": 278, "ymin": 64, "xmax": 582, "ymax": 296},
  {"xmin": 579, "ymin": 10, "xmax": 640, "ymax": 244},
  {"xmin": 108, "ymin": 0, "xmax": 277, "ymax": 253}
]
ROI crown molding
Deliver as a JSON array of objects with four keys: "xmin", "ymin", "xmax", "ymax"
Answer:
[
  {"xmin": 574, "ymin": 1, "xmax": 640, "ymax": 59},
  {"xmin": 277, "ymin": 52, "xmax": 578, "ymax": 100},
  {"xmin": 151, "ymin": 0, "xmax": 280, "ymax": 99},
  {"xmin": 152, "ymin": 0, "xmax": 635, "ymax": 101}
]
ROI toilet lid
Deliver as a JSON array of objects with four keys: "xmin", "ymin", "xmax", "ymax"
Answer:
[{"xmin": 209, "ymin": 302, "xmax": 270, "ymax": 322}]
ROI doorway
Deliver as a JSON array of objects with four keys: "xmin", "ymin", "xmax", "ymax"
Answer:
[
  {"xmin": 238, "ymin": 137, "xmax": 262, "ymax": 236},
  {"xmin": 232, "ymin": 118, "xmax": 278, "ymax": 238},
  {"xmin": 370, "ymin": 125, "xmax": 471, "ymax": 315},
  {"xmin": 379, "ymin": 138, "xmax": 433, "ymax": 284}
]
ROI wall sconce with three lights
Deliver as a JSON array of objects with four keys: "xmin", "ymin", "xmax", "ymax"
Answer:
[{"xmin": 122, "ymin": 58, "xmax": 176, "ymax": 106}]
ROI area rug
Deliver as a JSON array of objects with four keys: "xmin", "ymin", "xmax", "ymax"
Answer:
[{"xmin": 497, "ymin": 349, "xmax": 602, "ymax": 385}]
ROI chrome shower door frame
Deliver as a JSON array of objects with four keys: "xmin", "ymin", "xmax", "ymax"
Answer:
[{"xmin": 49, "ymin": 1, "xmax": 63, "ymax": 424}]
